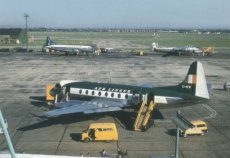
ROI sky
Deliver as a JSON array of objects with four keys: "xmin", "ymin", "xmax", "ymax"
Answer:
[{"xmin": 0, "ymin": 0, "xmax": 229, "ymax": 29}]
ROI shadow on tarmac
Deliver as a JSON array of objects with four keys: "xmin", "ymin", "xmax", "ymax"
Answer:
[
  {"xmin": 30, "ymin": 96, "xmax": 46, "ymax": 102},
  {"xmin": 19, "ymin": 96, "xmax": 164, "ymax": 132},
  {"xmin": 18, "ymin": 110, "xmax": 164, "ymax": 132},
  {"xmin": 70, "ymin": 133, "xmax": 82, "ymax": 141},
  {"xmin": 30, "ymin": 95, "xmax": 53, "ymax": 109},
  {"xmin": 114, "ymin": 109, "xmax": 164, "ymax": 131},
  {"xmin": 17, "ymin": 112, "xmax": 108, "ymax": 131},
  {"xmin": 166, "ymin": 129, "xmax": 177, "ymax": 136},
  {"xmin": 213, "ymin": 88, "xmax": 226, "ymax": 91}
]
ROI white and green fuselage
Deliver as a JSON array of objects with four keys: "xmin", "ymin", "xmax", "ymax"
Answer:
[{"xmin": 50, "ymin": 61, "xmax": 210, "ymax": 111}]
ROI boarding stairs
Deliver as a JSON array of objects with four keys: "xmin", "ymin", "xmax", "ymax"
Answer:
[{"xmin": 134, "ymin": 94, "xmax": 156, "ymax": 131}]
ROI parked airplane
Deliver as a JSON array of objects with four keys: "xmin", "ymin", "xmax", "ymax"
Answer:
[
  {"xmin": 44, "ymin": 61, "xmax": 210, "ymax": 117},
  {"xmin": 152, "ymin": 42, "xmax": 209, "ymax": 56},
  {"xmin": 42, "ymin": 36, "xmax": 96, "ymax": 55}
]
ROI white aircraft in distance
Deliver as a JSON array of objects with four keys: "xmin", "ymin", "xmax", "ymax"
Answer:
[
  {"xmin": 152, "ymin": 42, "xmax": 212, "ymax": 56},
  {"xmin": 42, "ymin": 36, "xmax": 96, "ymax": 55},
  {"xmin": 44, "ymin": 61, "xmax": 210, "ymax": 118}
]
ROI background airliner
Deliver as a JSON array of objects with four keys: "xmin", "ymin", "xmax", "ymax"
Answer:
[
  {"xmin": 152, "ymin": 42, "xmax": 212, "ymax": 56},
  {"xmin": 42, "ymin": 36, "xmax": 96, "ymax": 55}
]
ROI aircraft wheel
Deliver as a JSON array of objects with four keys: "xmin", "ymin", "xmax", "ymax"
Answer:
[{"xmin": 84, "ymin": 138, "xmax": 90, "ymax": 143}]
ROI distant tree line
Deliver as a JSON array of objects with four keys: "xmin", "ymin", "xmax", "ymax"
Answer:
[{"xmin": 28, "ymin": 28, "xmax": 230, "ymax": 33}]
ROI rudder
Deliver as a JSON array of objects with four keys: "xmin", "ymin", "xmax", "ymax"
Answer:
[
  {"xmin": 44, "ymin": 36, "xmax": 55, "ymax": 46},
  {"xmin": 179, "ymin": 61, "xmax": 209, "ymax": 99}
]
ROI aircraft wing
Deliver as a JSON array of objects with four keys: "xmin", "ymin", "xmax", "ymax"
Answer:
[{"xmin": 44, "ymin": 99, "xmax": 127, "ymax": 117}]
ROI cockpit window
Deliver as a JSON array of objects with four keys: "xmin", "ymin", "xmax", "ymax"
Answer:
[{"xmin": 55, "ymin": 83, "xmax": 61, "ymax": 89}]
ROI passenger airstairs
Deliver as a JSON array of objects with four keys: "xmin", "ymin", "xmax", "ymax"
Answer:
[{"xmin": 134, "ymin": 94, "xmax": 156, "ymax": 131}]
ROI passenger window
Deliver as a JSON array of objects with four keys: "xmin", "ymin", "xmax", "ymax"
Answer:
[
  {"xmin": 106, "ymin": 128, "xmax": 113, "ymax": 131},
  {"xmin": 125, "ymin": 94, "xmax": 128, "ymax": 99},
  {"xmin": 105, "ymin": 92, "xmax": 108, "ymax": 97},
  {"xmin": 98, "ymin": 91, "xmax": 101, "ymax": 96},
  {"xmin": 118, "ymin": 93, "xmax": 121, "ymax": 98},
  {"xmin": 92, "ymin": 91, "xmax": 95, "ymax": 95},
  {"xmin": 111, "ymin": 93, "xmax": 114, "ymax": 97},
  {"xmin": 79, "ymin": 89, "xmax": 82, "ymax": 94},
  {"xmin": 86, "ymin": 90, "xmax": 88, "ymax": 94}
]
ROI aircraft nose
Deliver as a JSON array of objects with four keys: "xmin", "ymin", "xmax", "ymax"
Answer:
[{"xmin": 49, "ymin": 88, "xmax": 57, "ymax": 97}]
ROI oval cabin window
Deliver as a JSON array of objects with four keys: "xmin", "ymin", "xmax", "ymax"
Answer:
[{"xmin": 118, "ymin": 93, "xmax": 121, "ymax": 98}]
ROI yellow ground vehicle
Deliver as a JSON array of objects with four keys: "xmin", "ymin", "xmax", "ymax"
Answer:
[
  {"xmin": 180, "ymin": 120, "xmax": 208, "ymax": 137},
  {"xmin": 81, "ymin": 123, "xmax": 118, "ymax": 142},
  {"xmin": 202, "ymin": 47, "xmax": 214, "ymax": 56},
  {"xmin": 131, "ymin": 50, "xmax": 144, "ymax": 56}
]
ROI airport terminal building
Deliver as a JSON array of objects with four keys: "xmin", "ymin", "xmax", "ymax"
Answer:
[{"xmin": 0, "ymin": 28, "xmax": 25, "ymax": 44}]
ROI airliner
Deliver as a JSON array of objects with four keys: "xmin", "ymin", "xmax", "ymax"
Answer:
[
  {"xmin": 42, "ymin": 36, "xmax": 96, "ymax": 55},
  {"xmin": 152, "ymin": 42, "xmax": 205, "ymax": 56},
  {"xmin": 44, "ymin": 61, "xmax": 210, "ymax": 117}
]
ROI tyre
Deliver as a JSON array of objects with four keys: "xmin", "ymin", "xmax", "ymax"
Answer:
[
  {"xmin": 105, "ymin": 140, "xmax": 112, "ymax": 143},
  {"xmin": 84, "ymin": 138, "xmax": 90, "ymax": 143}
]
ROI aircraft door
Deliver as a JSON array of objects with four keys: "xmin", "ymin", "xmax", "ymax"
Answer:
[
  {"xmin": 147, "ymin": 92, "xmax": 154, "ymax": 105},
  {"xmin": 60, "ymin": 85, "xmax": 70, "ymax": 101},
  {"xmin": 132, "ymin": 92, "xmax": 143, "ymax": 105}
]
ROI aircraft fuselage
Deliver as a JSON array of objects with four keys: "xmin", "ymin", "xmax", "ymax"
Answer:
[{"xmin": 52, "ymin": 81, "xmax": 205, "ymax": 109}]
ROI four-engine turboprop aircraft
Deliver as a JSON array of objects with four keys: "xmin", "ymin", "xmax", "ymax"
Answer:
[
  {"xmin": 42, "ymin": 36, "xmax": 96, "ymax": 55},
  {"xmin": 45, "ymin": 61, "xmax": 210, "ymax": 117},
  {"xmin": 152, "ymin": 42, "xmax": 205, "ymax": 56}
]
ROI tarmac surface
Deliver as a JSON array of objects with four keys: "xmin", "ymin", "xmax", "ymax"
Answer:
[{"xmin": 0, "ymin": 52, "xmax": 230, "ymax": 158}]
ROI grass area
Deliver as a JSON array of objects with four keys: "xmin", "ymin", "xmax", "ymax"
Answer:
[
  {"xmin": 155, "ymin": 33, "xmax": 230, "ymax": 47},
  {"xmin": 1, "ymin": 31, "xmax": 230, "ymax": 52},
  {"xmin": 29, "ymin": 31, "xmax": 230, "ymax": 47}
]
